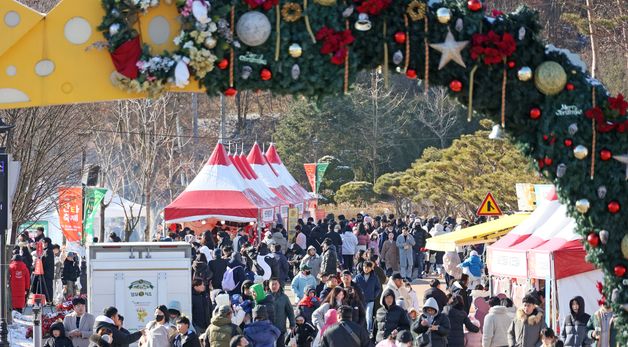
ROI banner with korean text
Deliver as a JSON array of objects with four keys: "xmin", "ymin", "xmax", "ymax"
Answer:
[{"xmin": 58, "ymin": 187, "xmax": 83, "ymax": 242}]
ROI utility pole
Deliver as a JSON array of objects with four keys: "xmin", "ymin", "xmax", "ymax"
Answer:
[
  {"xmin": 220, "ymin": 94, "xmax": 226, "ymax": 143},
  {"xmin": 0, "ymin": 119, "xmax": 15, "ymax": 347}
]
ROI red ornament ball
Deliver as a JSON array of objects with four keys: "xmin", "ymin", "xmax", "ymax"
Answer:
[
  {"xmin": 467, "ymin": 0, "xmax": 483, "ymax": 12},
  {"xmin": 217, "ymin": 58, "xmax": 229, "ymax": 70},
  {"xmin": 614, "ymin": 264, "xmax": 626, "ymax": 277},
  {"xmin": 406, "ymin": 69, "xmax": 417, "ymax": 79},
  {"xmin": 260, "ymin": 68, "xmax": 272, "ymax": 81},
  {"xmin": 224, "ymin": 87, "xmax": 237, "ymax": 96},
  {"xmin": 564, "ymin": 138, "xmax": 573, "ymax": 147},
  {"xmin": 507, "ymin": 61, "xmax": 516, "ymax": 69},
  {"xmin": 566, "ymin": 83, "xmax": 575, "ymax": 91},
  {"xmin": 543, "ymin": 135, "xmax": 549, "ymax": 141},
  {"xmin": 608, "ymin": 200, "xmax": 621, "ymax": 214},
  {"xmin": 394, "ymin": 32, "xmax": 407, "ymax": 44},
  {"xmin": 600, "ymin": 148, "xmax": 612, "ymax": 161},
  {"xmin": 543, "ymin": 157, "xmax": 553, "ymax": 166},
  {"xmin": 530, "ymin": 108, "xmax": 542, "ymax": 119},
  {"xmin": 587, "ymin": 232, "xmax": 599, "ymax": 247},
  {"xmin": 537, "ymin": 159, "xmax": 545, "ymax": 169},
  {"xmin": 449, "ymin": 80, "xmax": 463, "ymax": 92}
]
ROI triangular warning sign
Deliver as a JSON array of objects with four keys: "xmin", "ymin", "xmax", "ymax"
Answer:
[{"xmin": 476, "ymin": 192, "xmax": 503, "ymax": 216}]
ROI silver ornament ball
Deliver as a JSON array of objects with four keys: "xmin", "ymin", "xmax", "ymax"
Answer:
[
  {"xmin": 517, "ymin": 67, "xmax": 533, "ymax": 81},
  {"xmin": 236, "ymin": 11, "xmax": 272, "ymax": 47},
  {"xmin": 573, "ymin": 145, "xmax": 589, "ymax": 160},
  {"xmin": 599, "ymin": 230, "xmax": 609, "ymax": 244},
  {"xmin": 436, "ymin": 8, "xmax": 452, "ymax": 24}
]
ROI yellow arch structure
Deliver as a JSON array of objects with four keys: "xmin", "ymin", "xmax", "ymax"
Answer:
[{"xmin": 0, "ymin": 0, "xmax": 201, "ymax": 110}]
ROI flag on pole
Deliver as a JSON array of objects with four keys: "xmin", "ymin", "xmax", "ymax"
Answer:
[{"xmin": 83, "ymin": 187, "xmax": 107, "ymax": 241}]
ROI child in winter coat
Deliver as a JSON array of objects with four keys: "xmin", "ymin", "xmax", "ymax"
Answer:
[
  {"xmin": 296, "ymin": 287, "xmax": 320, "ymax": 324},
  {"xmin": 44, "ymin": 321, "xmax": 74, "ymax": 347},
  {"xmin": 459, "ymin": 251, "xmax": 483, "ymax": 288},
  {"xmin": 285, "ymin": 316, "xmax": 317, "ymax": 347}
]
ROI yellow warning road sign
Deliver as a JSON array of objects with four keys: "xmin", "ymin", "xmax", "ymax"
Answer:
[{"xmin": 477, "ymin": 192, "xmax": 503, "ymax": 216}]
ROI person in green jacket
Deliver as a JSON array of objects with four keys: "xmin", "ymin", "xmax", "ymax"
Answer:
[
  {"xmin": 251, "ymin": 283, "xmax": 276, "ymax": 323},
  {"xmin": 269, "ymin": 278, "xmax": 296, "ymax": 347},
  {"xmin": 586, "ymin": 303, "xmax": 617, "ymax": 347}
]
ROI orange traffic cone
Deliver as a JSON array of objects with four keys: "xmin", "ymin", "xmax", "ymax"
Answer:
[{"xmin": 34, "ymin": 258, "xmax": 44, "ymax": 275}]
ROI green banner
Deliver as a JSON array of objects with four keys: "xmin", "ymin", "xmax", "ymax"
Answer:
[
  {"xmin": 83, "ymin": 187, "xmax": 107, "ymax": 242},
  {"xmin": 315, "ymin": 163, "xmax": 329, "ymax": 194}
]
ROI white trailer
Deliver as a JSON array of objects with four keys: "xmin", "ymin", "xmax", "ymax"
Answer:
[{"xmin": 87, "ymin": 242, "xmax": 192, "ymax": 332}]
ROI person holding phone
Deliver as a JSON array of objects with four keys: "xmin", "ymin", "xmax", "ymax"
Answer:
[{"xmin": 412, "ymin": 297, "xmax": 450, "ymax": 347}]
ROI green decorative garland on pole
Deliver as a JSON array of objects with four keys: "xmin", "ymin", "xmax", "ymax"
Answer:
[{"xmin": 99, "ymin": 0, "xmax": 628, "ymax": 340}]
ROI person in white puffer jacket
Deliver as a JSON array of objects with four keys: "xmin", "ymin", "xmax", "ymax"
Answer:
[
  {"xmin": 482, "ymin": 297, "xmax": 514, "ymax": 347},
  {"xmin": 340, "ymin": 227, "xmax": 358, "ymax": 271}
]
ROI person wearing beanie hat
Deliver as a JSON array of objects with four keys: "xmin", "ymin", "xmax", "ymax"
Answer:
[
  {"xmin": 291, "ymin": 264, "xmax": 317, "ymax": 301},
  {"xmin": 62, "ymin": 296, "xmax": 94, "ymax": 347},
  {"xmin": 300, "ymin": 246, "xmax": 322, "ymax": 279},
  {"xmin": 43, "ymin": 321, "xmax": 74, "ymax": 347},
  {"xmin": 296, "ymin": 285, "xmax": 320, "ymax": 324},
  {"xmin": 507, "ymin": 294, "xmax": 546, "ymax": 347},
  {"xmin": 206, "ymin": 305, "xmax": 242, "ymax": 347},
  {"xmin": 244, "ymin": 305, "xmax": 281, "ymax": 347},
  {"xmin": 412, "ymin": 297, "xmax": 450, "ymax": 347}
]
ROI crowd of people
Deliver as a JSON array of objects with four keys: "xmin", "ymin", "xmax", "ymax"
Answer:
[{"xmin": 9, "ymin": 214, "xmax": 619, "ymax": 347}]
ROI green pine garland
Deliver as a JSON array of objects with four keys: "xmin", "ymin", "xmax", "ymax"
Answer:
[{"xmin": 99, "ymin": 0, "xmax": 628, "ymax": 340}]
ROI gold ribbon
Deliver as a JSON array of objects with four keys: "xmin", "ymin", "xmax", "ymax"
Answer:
[
  {"xmin": 383, "ymin": 21, "xmax": 389, "ymax": 88},
  {"xmin": 304, "ymin": 0, "xmax": 317, "ymax": 43},
  {"xmin": 275, "ymin": 4, "xmax": 281, "ymax": 61},
  {"xmin": 404, "ymin": 15, "xmax": 410, "ymax": 72},
  {"xmin": 423, "ymin": 16, "xmax": 429, "ymax": 94},
  {"xmin": 229, "ymin": 5, "xmax": 235, "ymax": 87},
  {"xmin": 468, "ymin": 65, "xmax": 479, "ymax": 122},
  {"xmin": 501, "ymin": 65, "xmax": 507, "ymax": 127},
  {"xmin": 591, "ymin": 88, "xmax": 597, "ymax": 179}
]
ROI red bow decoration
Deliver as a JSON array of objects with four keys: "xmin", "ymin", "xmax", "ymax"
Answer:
[
  {"xmin": 470, "ymin": 30, "xmax": 516, "ymax": 65},
  {"xmin": 244, "ymin": 0, "xmax": 278, "ymax": 11},
  {"xmin": 595, "ymin": 281, "xmax": 606, "ymax": 306},
  {"xmin": 354, "ymin": 0, "xmax": 393, "ymax": 16},
  {"xmin": 316, "ymin": 27, "xmax": 355, "ymax": 65},
  {"xmin": 110, "ymin": 37, "xmax": 142, "ymax": 79},
  {"xmin": 585, "ymin": 93, "xmax": 628, "ymax": 133}
]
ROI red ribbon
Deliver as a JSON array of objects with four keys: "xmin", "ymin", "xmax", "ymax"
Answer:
[{"xmin": 110, "ymin": 37, "xmax": 142, "ymax": 79}]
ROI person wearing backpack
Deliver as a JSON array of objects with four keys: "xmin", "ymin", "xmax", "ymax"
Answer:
[
  {"xmin": 209, "ymin": 249, "xmax": 229, "ymax": 290},
  {"xmin": 221, "ymin": 246, "xmax": 246, "ymax": 295}
]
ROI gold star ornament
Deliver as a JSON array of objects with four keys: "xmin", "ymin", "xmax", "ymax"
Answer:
[{"xmin": 430, "ymin": 30, "xmax": 469, "ymax": 70}]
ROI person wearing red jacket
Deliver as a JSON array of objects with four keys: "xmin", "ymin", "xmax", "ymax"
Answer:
[{"xmin": 9, "ymin": 254, "xmax": 30, "ymax": 312}]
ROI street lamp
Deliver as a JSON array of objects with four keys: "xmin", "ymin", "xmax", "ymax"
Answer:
[{"xmin": 0, "ymin": 117, "xmax": 15, "ymax": 347}]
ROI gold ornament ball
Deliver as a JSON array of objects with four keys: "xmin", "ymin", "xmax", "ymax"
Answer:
[
  {"xmin": 573, "ymin": 145, "xmax": 589, "ymax": 160},
  {"xmin": 622, "ymin": 234, "xmax": 628, "ymax": 259},
  {"xmin": 575, "ymin": 199, "xmax": 590, "ymax": 214},
  {"xmin": 517, "ymin": 67, "xmax": 533, "ymax": 81},
  {"xmin": 436, "ymin": 8, "xmax": 452, "ymax": 24},
  {"xmin": 534, "ymin": 61, "xmax": 567, "ymax": 95},
  {"xmin": 288, "ymin": 43, "xmax": 302, "ymax": 58}
]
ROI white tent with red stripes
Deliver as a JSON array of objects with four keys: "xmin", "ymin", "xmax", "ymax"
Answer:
[
  {"xmin": 265, "ymin": 144, "xmax": 311, "ymax": 213},
  {"xmin": 487, "ymin": 191, "xmax": 601, "ymax": 329},
  {"xmin": 247, "ymin": 143, "xmax": 302, "ymax": 207},
  {"xmin": 164, "ymin": 143, "xmax": 270, "ymax": 223}
]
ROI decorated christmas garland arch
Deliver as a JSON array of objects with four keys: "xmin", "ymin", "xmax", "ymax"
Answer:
[{"xmin": 99, "ymin": 0, "xmax": 628, "ymax": 339}]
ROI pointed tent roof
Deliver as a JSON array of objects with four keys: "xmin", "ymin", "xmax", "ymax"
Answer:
[
  {"xmin": 247, "ymin": 143, "xmax": 301, "ymax": 205},
  {"xmin": 232, "ymin": 154, "xmax": 286, "ymax": 208},
  {"xmin": 164, "ymin": 143, "xmax": 261, "ymax": 223},
  {"xmin": 265, "ymin": 144, "xmax": 311, "ymax": 201}
]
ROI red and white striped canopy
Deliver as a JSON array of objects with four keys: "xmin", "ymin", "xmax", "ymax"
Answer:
[
  {"xmin": 164, "ymin": 143, "xmax": 262, "ymax": 223},
  {"xmin": 247, "ymin": 143, "xmax": 301, "ymax": 205},
  {"xmin": 265, "ymin": 144, "xmax": 311, "ymax": 203}
]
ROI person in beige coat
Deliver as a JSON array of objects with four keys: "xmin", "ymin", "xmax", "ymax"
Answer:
[
  {"xmin": 482, "ymin": 297, "xmax": 512, "ymax": 347},
  {"xmin": 380, "ymin": 232, "xmax": 399, "ymax": 275},
  {"xmin": 62, "ymin": 297, "xmax": 95, "ymax": 347}
]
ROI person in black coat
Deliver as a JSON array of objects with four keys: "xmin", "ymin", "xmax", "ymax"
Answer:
[
  {"xmin": 285, "ymin": 315, "xmax": 317, "ymax": 347},
  {"xmin": 173, "ymin": 317, "xmax": 202, "ymax": 347},
  {"xmin": 319, "ymin": 240, "xmax": 338, "ymax": 276},
  {"xmin": 422, "ymin": 279, "xmax": 448, "ymax": 311},
  {"xmin": 191, "ymin": 279, "xmax": 212, "ymax": 332},
  {"xmin": 41, "ymin": 237, "xmax": 55, "ymax": 302},
  {"xmin": 93, "ymin": 307, "xmax": 143, "ymax": 347},
  {"xmin": 560, "ymin": 295, "xmax": 592, "ymax": 346},
  {"xmin": 61, "ymin": 252, "xmax": 81, "ymax": 297},
  {"xmin": 192, "ymin": 253, "xmax": 211, "ymax": 286},
  {"xmin": 321, "ymin": 305, "xmax": 371, "ymax": 347},
  {"xmin": 224, "ymin": 246, "xmax": 247, "ymax": 296},
  {"xmin": 43, "ymin": 322, "xmax": 74, "ymax": 347},
  {"xmin": 307, "ymin": 225, "xmax": 325, "ymax": 254},
  {"xmin": 208, "ymin": 249, "xmax": 229, "ymax": 290},
  {"xmin": 450, "ymin": 275, "xmax": 471, "ymax": 314},
  {"xmin": 443, "ymin": 294, "xmax": 479, "ymax": 346},
  {"xmin": 80, "ymin": 256, "xmax": 88, "ymax": 295},
  {"xmin": 374, "ymin": 289, "xmax": 411, "ymax": 343},
  {"xmin": 272, "ymin": 244, "xmax": 290, "ymax": 285}
]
